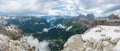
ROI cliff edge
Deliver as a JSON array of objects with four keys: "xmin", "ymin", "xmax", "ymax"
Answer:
[
  {"xmin": 0, "ymin": 34, "xmax": 34, "ymax": 51},
  {"xmin": 90, "ymin": 14, "xmax": 120, "ymax": 27},
  {"xmin": 62, "ymin": 25, "xmax": 120, "ymax": 51},
  {"xmin": 0, "ymin": 24, "xmax": 34, "ymax": 51}
]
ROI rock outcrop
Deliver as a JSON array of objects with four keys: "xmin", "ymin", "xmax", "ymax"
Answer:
[
  {"xmin": 90, "ymin": 14, "xmax": 120, "ymax": 27},
  {"xmin": 0, "ymin": 34, "xmax": 34, "ymax": 51},
  {"xmin": 0, "ymin": 24, "xmax": 23, "ymax": 40},
  {"xmin": 0, "ymin": 19, "xmax": 8, "ymax": 26},
  {"xmin": 62, "ymin": 25, "xmax": 120, "ymax": 51},
  {"xmin": 0, "ymin": 24, "xmax": 34, "ymax": 51},
  {"xmin": 109, "ymin": 14, "xmax": 120, "ymax": 20},
  {"xmin": 72, "ymin": 14, "xmax": 95, "ymax": 27}
]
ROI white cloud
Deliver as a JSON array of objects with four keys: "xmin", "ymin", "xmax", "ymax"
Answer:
[
  {"xmin": 26, "ymin": 36, "xmax": 50, "ymax": 51},
  {"xmin": 0, "ymin": 0, "xmax": 119, "ymax": 16},
  {"xmin": 0, "ymin": 0, "xmax": 22, "ymax": 11},
  {"xmin": 0, "ymin": 0, "xmax": 58, "ymax": 15},
  {"xmin": 43, "ymin": 28, "xmax": 49, "ymax": 32}
]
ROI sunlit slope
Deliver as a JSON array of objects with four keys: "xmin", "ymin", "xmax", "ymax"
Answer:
[{"xmin": 62, "ymin": 25, "xmax": 120, "ymax": 51}]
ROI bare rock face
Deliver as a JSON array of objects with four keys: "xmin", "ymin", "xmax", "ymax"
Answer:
[
  {"xmin": 0, "ymin": 25, "xmax": 35, "ymax": 51},
  {"xmin": 86, "ymin": 14, "xmax": 95, "ymax": 20},
  {"xmin": 62, "ymin": 26, "xmax": 120, "ymax": 51},
  {"xmin": 62, "ymin": 34, "xmax": 85, "ymax": 51},
  {"xmin": 109, "ymin": 14, "xmax": 120, "ymax": 20},
  {"xmin": 0, "ymin": 34, "xmax": 34, "ymax": 51},
  {"xmin": 73, "ymin": 14, "xmax": 95, "ymax": 27},
  {"xmin": 0, "ymin": 24, "xmax": 23, "ymax": 40},
  {"xmin": 0, "ymin": 19, "xmax": 8, "ymax": 26},
  {"xmin": 90, "ymin": 14, "xmax": 120, "ymax": 27}
]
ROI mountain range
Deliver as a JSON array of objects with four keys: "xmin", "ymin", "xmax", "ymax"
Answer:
[{"xmin": 0, "ymin": 14, "xmax": 95, "ymax": 51}]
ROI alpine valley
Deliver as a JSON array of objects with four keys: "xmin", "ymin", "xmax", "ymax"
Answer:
[
  {"xmin": 0, "ymin": 14, "xmax": 120, "ymax": 51},
  {"xmin": 0, "ymin": 14, "xmax": 94, "ymax": 51}
]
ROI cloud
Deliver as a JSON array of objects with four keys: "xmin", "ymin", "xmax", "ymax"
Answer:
[
  {"xmin": 0, "ymin": 0, "xmax": 119, "ymax": 16},
  {"xmin": 49, "ymin": 0, "xmax": 120, "ymax": 16},
  {"xmin": 52, "ymin": 6, "xmax": 65, "ymax": 10},
  {"xmin": 43, "ymin": 28, "xmax": 49, "ymax": 32},
  {"xmin": 26, "ymin": 36, "xmax": 50, "ymax": 51},
  {"xmin": 105, "ymin": 5, "xmax": 120, "ymax": 13},
  {"xmin": 0, "ymin": 0, "xmax": 58, "ymax": 16}
]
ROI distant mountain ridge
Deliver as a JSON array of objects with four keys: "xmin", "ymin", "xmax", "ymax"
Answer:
[
  {"xmin": 62, "ymin": 14, "xmax": 120, "ymax": 51},
  {"xmin": 90, "ymin": 14, "xmax": 120, "ymax": 27},
  {"xmin": 0, "ymin": 14, "xmax": 95, "ymax": 51}
]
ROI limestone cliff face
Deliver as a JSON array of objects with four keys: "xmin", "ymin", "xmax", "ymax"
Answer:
[
  {"xmin": 109, "ymin": 14, "xmax": 120, "ymax": 20},
  {"xmin": 0, "ymin": 25, "xmax": 34, "ymax": 51},
  {"xmin": 0, "ymin": 24, "xmax": 23, "ymax": 40},
  {"xmin": 62, "ymin": 25, "xmax": 120, "ymax": 51},
  {"xmin": 90, "ymin": 14, "xmax": 120, "ymax": 27},
  {"xmin": 0, "ymin": 34, "xmax": 34, "ymax": 51}
]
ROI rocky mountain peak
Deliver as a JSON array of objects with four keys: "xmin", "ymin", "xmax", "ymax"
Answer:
[
  {"xmin": 90, "ymin": 14, "xmax": 120, "ymax": 27},
  {"xmin": 86, "ymin": 14, "xmax": 95, "ymax": 20},
  {"xmin": 73, "ymin": 14, "xmax": 95, "ymax": 27},
  {"xmin": 109, "ymin": 14, "xmax": 120, "ymax": 20}
]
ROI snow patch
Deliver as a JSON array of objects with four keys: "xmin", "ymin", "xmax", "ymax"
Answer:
[
  {"xmin": 56, "ymin": 24, "xmax": 66, "ymax": 28},
  {"xmin": 66, "ymin": 26, "xmax": 73, "ymax": 31},
  {"xmin": 47, "ymin": 17, "xmax": 56, "ymax": 22}
]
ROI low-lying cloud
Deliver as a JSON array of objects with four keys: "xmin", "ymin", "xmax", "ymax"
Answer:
[{"xmin": 25, "ymin": 36, "xmax": 50, "ymax": 51}]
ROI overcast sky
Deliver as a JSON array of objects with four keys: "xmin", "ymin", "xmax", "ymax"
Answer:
[{"xmin": 0, "ymin": 0, "xmax": 120, "ymax": 17}]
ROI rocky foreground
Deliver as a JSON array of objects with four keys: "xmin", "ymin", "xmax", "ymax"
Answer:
[
  {"xmin": 0, "ymin": 25, "xmax": 34, "ymax": 51},
  {"xmin": 62, "ymin": 25, "xmax": 120, "ymax": 51},
  {"xmin": 0, "ymin": 34, "xmax": 34, "ymax": 51}
]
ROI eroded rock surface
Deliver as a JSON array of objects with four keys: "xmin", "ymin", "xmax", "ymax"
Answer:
[
  {"xmin": 0, "ymin": 34, "xmax": 34, "ymax": 51},
  {"xmin": 90, "ymin": 14, "xmax": 120, "ymax": 27},
  {"xmin": 62, "ymin": 26, "xmax": 120, "ymax": 51},
  {"xmin": 0, "ymin": 24, "xmax": 23, "ymax": 40}
]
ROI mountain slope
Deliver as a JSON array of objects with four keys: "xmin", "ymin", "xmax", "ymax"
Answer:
[
  {"xmin": 90, "ymin": 14, "xmax": 120, "ymax": 27},
  {"xmin": 1, "ymin": 15, "xmax": 94, "ymax": 51},
  {"xmin": 0, "ymin": 34, "xmax": 34, "ymax": 51},
  {"xmin": 62, "ymin": 25, "xmax": 120, "ymax": 51},
  {"xmin": 0, "ymin": 23, "xmax": 34, "ymax": 51},
  {"xmin": 0, "ymin": 25, "xmax": 23, "ymax": 40}
]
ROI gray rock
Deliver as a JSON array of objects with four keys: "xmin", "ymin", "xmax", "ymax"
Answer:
[{"xmin": 0, "ymin": 34, "xmax": 34, "ymax": 51}]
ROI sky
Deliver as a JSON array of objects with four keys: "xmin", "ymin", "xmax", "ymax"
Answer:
[{"xmin": 0, "ymin": 0, "xmax": 120, "ymax": 17}]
